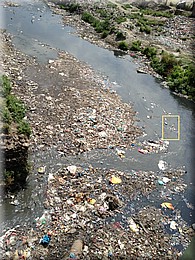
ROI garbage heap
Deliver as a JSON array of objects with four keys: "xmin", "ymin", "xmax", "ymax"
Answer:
[{"xmin": 1, "ymin": 165, "xmax": 194, "ymax": 259}]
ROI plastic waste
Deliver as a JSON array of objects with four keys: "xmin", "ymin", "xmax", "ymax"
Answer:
[
  {"xmin": 38, "ymin": 166, "xmax": 46, "ymax": 174},
  {"xmin": 98, "ymin": 131, "xmax": 107, "ymax": 138},
  {"xmin": 88, "ymin": 198, "xmax": 96, "ymax": 205},
  {"xmin": 158, "ymin": 160, "xmax": 168, "ymax": 170},
  {"xmin": 128, "ymin": 217, "xmax": 139, "ymax": 233},
  {"xmin": 170, "ymin": 221, "xmax": 177, "ymax": 230},
  {"xmin": 67, "ymin": 165, "xmax": 77, "ymax": 174},
  {"xmin": 48, "ymin": 173, "xmax": 55, "ymax": 183},
  {"xmin": 158, "ymin": 180, "xmax": 164, "ymax": 185},
  {"xmin": 69, "ymin": 239, "xmax": 83, "ymax": 258},
  {"xmin": 40, "ymin": 233, "xmax": 51, "ymax": 246},
  {"xmin": 161, "ymin": 202, "xmax": 174, "ymax": 210},
  {"xmin": 162, "ymin": 177, "xmax": 171, "ymax": 183},
  {"xmin": 109, "ymin": 175, "xmax": 122, "ymax": 184},
  {"xmin": 138, "ymin": 148, "xmax": 148, "ymax": 154},
  {"xmin": 116, "ymin": 148, "xmax": 125, "ymax": 158}
]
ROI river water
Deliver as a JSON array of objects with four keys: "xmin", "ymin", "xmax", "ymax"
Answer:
[{"xmin": 0, "ymin": 0, "xmax": 195, "ymax": 235}]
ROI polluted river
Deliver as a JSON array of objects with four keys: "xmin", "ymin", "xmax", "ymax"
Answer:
[{"xmin": 0, "ymin": 0, "xmax": 195, "ymax": 259}]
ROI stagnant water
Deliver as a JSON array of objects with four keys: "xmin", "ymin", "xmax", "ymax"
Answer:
[{"xmin": 0, "ymin": 0, "xmax": 195, "ymax": 236}]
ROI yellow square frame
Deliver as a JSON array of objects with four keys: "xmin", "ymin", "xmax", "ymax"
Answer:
[{"xmin": 162, "ymin": 115, "xmax": 180, "ymax": 140}]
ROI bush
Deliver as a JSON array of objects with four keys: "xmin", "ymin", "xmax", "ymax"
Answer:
[
  {"xmin": 167, "ymin": 63, "xmax": 195, "ymax": 97},
  {"xmin": 59, "ymin": 3, "xmax": 81, "ymax": 13},
  {"xmin": 140, "ymin": 8, "xmax": 173, "ymax": 18},
  {"xmin": 140, "ymin": 25, "xmax": 151, "ymax": 34},
  {"xmin": 160, "ymin": 52, "xmax": 178, "ymax": 76},
  {"xmin": 118, "ymin": 41, "xmax": 128, "ymax": 51},
  {"xmin": 18, "ymin": 120, "xmax": 31, "ymax": 137},
  {"xmin": 101, "ymin": 30, "xmax": 109, "ymax": 38},
  {"xmin": 96, "ymin": 8, "xmax": 110, "ymax": 18},
  {"xmin": 122, "ymin": 4, "xmax": 132, "ymax": 9},
  {"xmin": 1, "ymin": 75, "xmax": 11, "ymax": 97},
  {"xmin": 115, "ymin": 16, "xmax": 127, "ymax": 24},
  {"xmin": 2, "ymin": 107, "xmax": 12, "ymax": 124},
  {"xmin": 0, "ymin": 75, "xmax": 31, "ymax": 137},
  {"xmin": 82, "ymin": 12, "xmax": 96, "ymax": 24},
  {"xmin": 143, "ymin": 46, "xmax": 157, "ymax": 58},
  {"xmin": 130, "ymin": 40, "xmax": 142, "ymax": 51},
  {"xmin": 115, "ymin": 31, "xmax": 126, "ymax": 41},
  {"xmin": 6, "ymin": 94, "xmax": 26, "ymax": 123}
]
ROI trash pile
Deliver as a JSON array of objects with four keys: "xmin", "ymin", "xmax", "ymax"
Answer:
[
  {"xmin": 1, "ymin": 165, "xmax": 194, "ymax": 259},
  {"xmin": 158, "ymin": 15, "xmax": 195, "ymax": 53},
  {"xmin": 137, "ymin": 139, "xmax": 169, "ymax": 154},
  {"xmin": 1, "ymin": 21, "xmax": 194, "ymax": 260}
]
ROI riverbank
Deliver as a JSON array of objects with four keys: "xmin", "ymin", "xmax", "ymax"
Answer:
[{"xmin": 0, "ymin": 20, "xmax": 195, "ymax": 260}]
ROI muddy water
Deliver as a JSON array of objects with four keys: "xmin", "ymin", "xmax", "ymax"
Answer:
[{"xmin": 0, "ymin": 0, "xmax": 195, "ymax": 233}]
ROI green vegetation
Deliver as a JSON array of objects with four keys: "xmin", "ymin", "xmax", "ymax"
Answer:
[
  {"xmin": 0, "ymin": 75, "xmax": 31, "ymax": 137},
  {"xmin": 1, "ymin": 75, "xmax": 31, "ymax": 191},
  {"xmin": 167, "ymin": 63, "xmax": 195, "ymax": 98},
  {"xmin": 128, "ymin": 11, "xmax": 165, "ymax": 34},
  {"xmin": 59, "ymin": 3, "xmax": 81, "ymax": 13},
  {"xmin": 107, "ymin": 2, "xmax": 117, "ymax": 8},
  {"xmin": 115, "ymin": 31, "xmax": 126, "ymax": 41},
  {"xmin": 122, "ymin": 4, "xmax": 132, "ymax": 10},
  {"xmin": 115, "ymin": 16, "xmax": 127, "ymax": 24},
  {"xmin": 130, "ymin": 40, "xmax": 142, "ymax": 51},
  {"xmin": 82, "ymin": 12, "xmax": 111, "ymax": 34},
  {"xmin": 143, "ymin": 46, "xmax": 157, "ymax": 58},
  {"xmin": 140, "ymin": 8, "xmax": 174, "ymax": 18},
  {"xmin": 136, "ymin": 48, "xmax": 195, "ymax": 100},
  {"xmin": 139, "ymin": 24, "xmax": 151, "ymax": 34},
  {"xmin": 118, "ymin": 41, "xmax": 128, "ymax": 51},
  {"xmin": 129, "ymin": 42, "xmax": 195, "ymax": 99},
  {"xmin": 151, "ymin": 51, "xmax": 179, "ymax": 77},
  {"xmin": 96, "ymin": 8, "xmax": 111, "ymax": 19}
]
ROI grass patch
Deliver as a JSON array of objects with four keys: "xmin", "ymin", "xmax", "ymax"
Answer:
[
  {"xmin": 58, "ymin": 3, "xmax": 81, "ymax": 13},
  {"xmin": 130, "ymin": 40, "xmax": 142, "ymax": 51},
  {"xmin": 118, "ymin": 41, "xmax": 128, "ymax": 51},
  {"xmin": 0, "ymin": 75, "xmax": 31, "ymax": 137},
  {"xmin": 122, "ymin": 4, "xmax": 132, "ymax": 10},
  {"xmin": 140, "ymin": 8, "xmax": 174, "ymax": 18},
  {"xmin": 115, "ymin": 16, "xmax": 127, "ymax": 24}
]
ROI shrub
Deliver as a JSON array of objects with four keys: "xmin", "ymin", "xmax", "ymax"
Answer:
[
  {"xmin": 96, "ymin": 8, "xmax": 110, "ymax": 18},
  {"xmin": 18, "ymin": 120, "xmax": 31, "ymax": 137},
  {"xmin": 167, "ymin": 63, "xmax": 195, "ymax": 97},
  {"xmin": 122, "ymin": 4, "xmax": 132, "ymax": 9},
  {"xmin": 101, "ymin": 30, "xmax": 109, "ymax": 38},
  {"xmin": 140, "ymin": 25, "xmax": 151, "ymax": 34},
  {"xmin": 115, "ymin": 16, "xmax": 127, "ymax": 24},
  {"xmin": 0, "ymin": 75, "xmax": 31, "ymax": 137},
  {"xmin": 118, "ymin": 41, "xmax": 128, "ymax": 51},
  {"xmin": 143, "ymin": 46, "xmax": 157, "ymax": 58},
  {"xmin": 1, "ymin": 75, "xmax": 11, "ymax": 97},
  {"xmin": 59, "ymin": 3, "xmax": 81, "ymax": 13},
  {"xmin": 115, "ymin": 31, "xmax": 126, "ymax": 41},
  {"xmin": 82, "ymin": 12, "xmax": 96, "ymax": 24},
  {"xmin": 130, "ymin": 40, "xmax": 142, "ymax": 51},
  {"xmin": 160, "ymin": 52, "xmax": 178, "ymax": 76},
  {"xmin": 6, "ymin": 94, "xmax": 26, "ymax": 123},
  {"xmin": 2, "ymin": 107, "xmax": 12, "ymax": 124}
]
